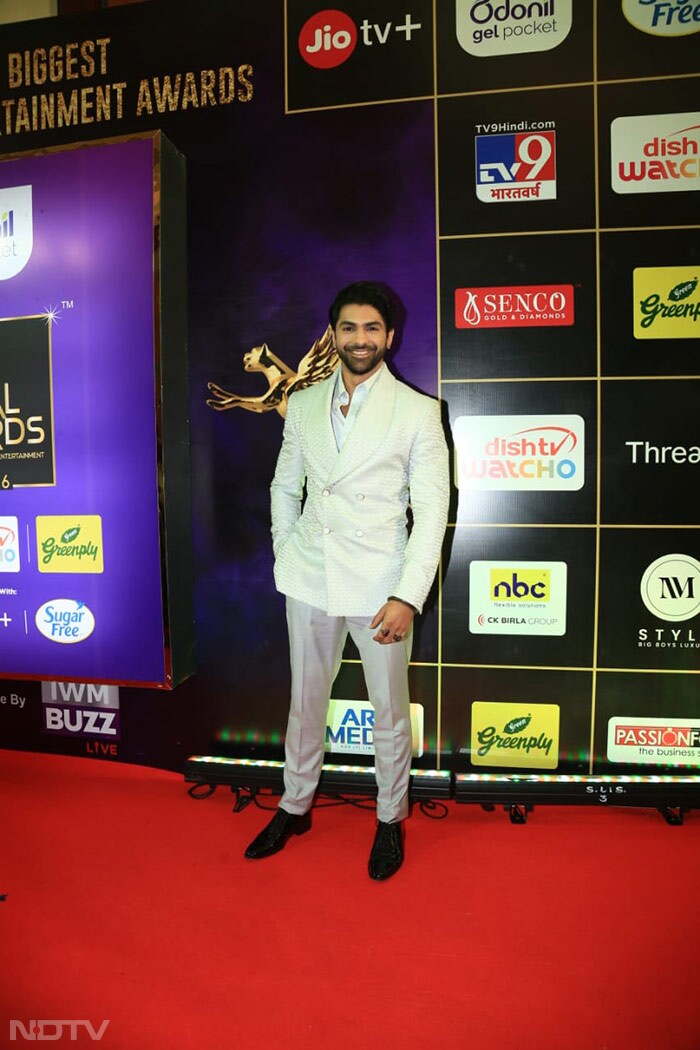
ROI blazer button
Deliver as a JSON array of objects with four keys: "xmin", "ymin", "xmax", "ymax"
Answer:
[
  {"xmin": 356, "ymin": 529, "xmax": 364, "ymax": 537},
  {"xmin": 322, "ymin": 488, "xmax": 330, "ymax": 497},
  {"xmin": 356, "ymin": 493, "xmax": 365, "ymax": 501},
  {"xmin": 323, "ymin": 527, "xmax": 330, "ymax": 535}
]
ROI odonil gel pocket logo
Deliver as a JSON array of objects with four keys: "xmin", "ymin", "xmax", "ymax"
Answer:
[
  {"xmin": 456, "ymin": 0, "xmax": 573, "ymax": 56},
  {"xmin": 35, "ymin": 598, "xmax": 95, "ymax": 643}
]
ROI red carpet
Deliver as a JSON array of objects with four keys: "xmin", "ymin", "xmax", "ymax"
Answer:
[{"xmin": 1, "ymin": 749, "xmax": 698, "ymax": 1049}]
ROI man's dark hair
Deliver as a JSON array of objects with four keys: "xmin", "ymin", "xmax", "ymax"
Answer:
[{"xmin": 329, "ymin": 281, "xmax": 396, "ymax": 332}]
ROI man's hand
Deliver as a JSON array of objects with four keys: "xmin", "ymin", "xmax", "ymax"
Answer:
[{"xmin": 370, "ymin": 600, "xmax": 414, "ymax": 644}]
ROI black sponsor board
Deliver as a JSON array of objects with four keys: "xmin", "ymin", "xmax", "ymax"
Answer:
[
  {"xmin": 598, "ymin": 77, "xmax": 700, "ymax": 231},
  {"xmin": 435, "ymin": 1, "xmax": 593, "ymax": 95},
  {"xmin": 599, "ymin": 228, "xmax": 700, "ymax": 378},
  {"xmin": 601, "ymin": 379, "xmax": 700, "ymax": 526},
  {"xmin": 440, "ymin": 232, "xmax": 596, "ymax": 380},
  {"xmin": 440, "ymin": 665, "xmax": 592, "ymax": 773},
  {"xmin": 597, "ymin": 2, "xmax": 700, "ymax": 82},
  {"xmin": 444, "ymin": 378, "xmax": 597, "ymax": 525},
  {"xmin": 286, "ymin": 0, "xmax": 433, "ymax": 111},
  {"xmin": 441, "ymin": 525, "xmax": 596, "ymax": 667},
  {"xmin": 597, "ymin": 528, "xmax": 700, "ymax": 671},
  {"xmin": 437, "ymin": 85, "xmax": 596, "ymax": 237}
]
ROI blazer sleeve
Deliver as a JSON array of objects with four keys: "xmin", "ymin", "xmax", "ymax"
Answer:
[
  {"xmin": 270, "ymin": 394, "xmax": 306, "ymax": 557},
  {"xmin": 394, "ymin": 400, "xmax": 449, "ymax": 613}
]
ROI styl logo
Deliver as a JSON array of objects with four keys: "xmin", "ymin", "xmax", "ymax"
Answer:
[
  {"xmin": 298, "ymin": 9, "xmax": 422, "ymax": 68},
  {"xmin": 9, "ymin": 1020, "xmax": 110, "ymax": 1041}
]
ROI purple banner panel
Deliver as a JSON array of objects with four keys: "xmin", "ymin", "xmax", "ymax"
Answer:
[{"xmin": 0, "ymin": 136, "xmax": 166, "ymax": 685}]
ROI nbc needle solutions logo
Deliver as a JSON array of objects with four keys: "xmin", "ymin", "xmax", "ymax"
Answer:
[
  {"xmin": 0, "ymin": 185, "xmax": 33, "ymax": 280},
  {"xmin": 469, "ymin": 561, "xmax": 567, "ymax": 636}
]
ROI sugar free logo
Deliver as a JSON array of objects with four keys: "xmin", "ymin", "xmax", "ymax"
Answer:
[
  {"xmin": 0, "ymin": 185, "xmax": 33, "ymax": 280},
  {"xmin": 41, "ymin": 681, "xmax": 120, "ymax": 739},
  {"xmin": 453, "ymin": 414, "xmax": 584, "ymax": 491},
  {"xmin": 470, "ymin": 561, "xmax": 567, "ymax": 635},
  {"xmin": 608, "ymin": 717, "xmax": 700, "ymax": 765},
  {"xmin": 633, "ymin": 267, "xmax": 700, "ymax": 338},
  {"xmin": 35, "ymin": 598, "xmax": 95, "ymax": 643},
  {"xmin": 35, "ymin": 515, "xmax": 104, "ymax": 573},
  {"xmin": 455, "ymin": 284, "xmax": 574, "ymax": 328},
  {"xmin": 640, "ymin": 553, "xmax": 700, "ymax": 622},
  {"xmin": 0, "ymin": 516, "xmax": 20, "ymax": 572},
  {"xmin": 622, "ymin": 0, "xmax": 700, "ymax": 36},
  {"xmin": 298, "ymin": 8, "xmax": 422, "ymax": 68},
  {"xmin": 326, "ymin": 699, "xmax": 424, "ymax": 757},
  {"xmin": 471, "ymin": 701, "xmax": 560, "ymax": 769},
  {"xmin": 457, "ymin": 0, "xmax": 572, "ymax": 55},
  {"xmin": 476, "ymin": 128, "xmax": 557, "ymax": 202},
  {"xmin": 611, "ymin": 112, "xmax": 700, "ymax": 194}
]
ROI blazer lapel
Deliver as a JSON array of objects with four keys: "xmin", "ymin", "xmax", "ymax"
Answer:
[
  {"xmin": 327, "ymin": 365, "xmax": 396, "ymax": 483},
  {"xmin": 304, "ymin": 371, "xmax": 340, "ymax": 477}
]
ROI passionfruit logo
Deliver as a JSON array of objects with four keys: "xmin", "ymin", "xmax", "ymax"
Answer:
[{"xmin": 35, "ymin": 598, "xmax": 95, "ymax": 643}]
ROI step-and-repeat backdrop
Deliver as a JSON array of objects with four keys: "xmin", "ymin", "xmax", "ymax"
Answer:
[{"xmin": 0, "ymin": 0, "xmax": 698, "ymax": 777}]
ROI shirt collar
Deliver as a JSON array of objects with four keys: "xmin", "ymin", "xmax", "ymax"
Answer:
[{"xmin": 333, "ymin": 362, "xmax": 385, "ymax": 404}]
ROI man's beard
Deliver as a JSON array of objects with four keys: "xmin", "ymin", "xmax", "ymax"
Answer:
[{"xmin": 337, "ymin": 343, "xmax": 386, "ymax": 376}]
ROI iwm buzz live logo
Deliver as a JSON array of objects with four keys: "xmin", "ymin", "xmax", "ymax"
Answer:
[
  {"xmin": 298, "ymin": 8, "xmax": 423, "ymax": 68},
  {"xmin": 41, "ymin": 681, "xmax": 120, "ymax": 756}
]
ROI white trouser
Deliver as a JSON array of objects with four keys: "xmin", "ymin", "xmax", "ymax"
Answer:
[{"xmin": 280, "ymin": 596, "xmax": 413, "ymax": 823}]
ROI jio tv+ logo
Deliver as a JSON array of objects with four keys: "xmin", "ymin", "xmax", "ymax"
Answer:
[{"xmin": 298, "ymin": 8, "xmax": 423, "ymax": 68}]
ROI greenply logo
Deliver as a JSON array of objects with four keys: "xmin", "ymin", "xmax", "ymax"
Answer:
[
  {"xmin": 476, "ymin": 714, "xmax": 554, "ymax": 758},
  {"xmin": 634, "ymin": 268, "xmax": 700, "ymax": 339},
  {"xmin": 471, "ymin": 701, "xmax": 560, "ymax": 769},
  {"xmin": 36, "ymin": 515, "xmax": 104, "ymax": 574}
]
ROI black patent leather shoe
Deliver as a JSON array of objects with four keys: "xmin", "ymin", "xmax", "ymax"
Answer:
[
  {"xmin": 368, "ymin": 820, "xmax": 404, "ymax": 880},
  {"xmin": 244, "ymin": 808, "xmax": 312, "ymax": 859}
]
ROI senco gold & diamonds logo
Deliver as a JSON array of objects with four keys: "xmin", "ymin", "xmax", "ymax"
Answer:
[
  {"xmin": 471, "ymin": 701, "xmax": 560, "ymax": 769},
  {"xmin": 633, "ymin": 267, "xmax": 700, "ymax": 339},
  {"xmin": 36, "ymin": 516, "xmax": 104, "ymax": 573}
]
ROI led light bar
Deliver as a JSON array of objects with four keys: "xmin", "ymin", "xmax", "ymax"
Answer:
[
  {"xmin": 454, "ymin": 772, "xmax": 700, "ymax": 810},
  {"xmin": 184, "ymin": 756, "xmax": 452, "ymax": 801}
]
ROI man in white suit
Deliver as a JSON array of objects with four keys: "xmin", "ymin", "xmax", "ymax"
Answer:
[{"xmin": 244, "ymin": 282, "xmax": 449, "ymax": 879}]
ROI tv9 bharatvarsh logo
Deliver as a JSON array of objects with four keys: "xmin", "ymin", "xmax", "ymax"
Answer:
[
  {"xmin": 456, "ymin": 0, "xmax": 572, "ymax": 56},
  {"xmin": 622, "ymin": 0, "xmax": 700, "ymax": 36},
  {"xmin": 0, "ymin": 516, "xmax": 21, "ymax": 572},
  {"xmin": 298, "ymin": 8, "xmax": 423, "ymax": 68},
  {"xmin": 607, "ymin": 717, "xmax": 700, "ymax": 766},
  {"xmin": 453, "ymin": 415, "xmax": 584, "ymax": 490},
  {"xmin": 475, "ymin": 123, "xmax": 557, "ymax": 202},
  {"xmin": 455, "ymin": 284, "xmax": 574, "ymax": 329},
  {"xmin": 470, "ymin": 701, "xmax": 560, "ymax": 769},
  {"xmin": 41, "ymin": 681, "xmax": 120, "ymax": 741},
  {"xmin": 611, "ymin": 111, "xmax": 700, "ymax": 194},
  {"xmin": 633, "ymin": 267, "xmax": 699, "ymax": 338},
  {"xmin": 35, "ymin": 598, "xmax": 95, "ymax": 643},
  {"xmin": 325, "ymin": 699, "xmax": 424, "ymax": 757},
  {"xmin": 469, "ymin": 561, "xmax": 567, "ymax": 636},
  {"xmin": 35, "ymin": 515, "xmax": 104, "ymax": 573},
  {"xmin": 0, "ymin": 185, "xmax": 32, "ymax": 280}
]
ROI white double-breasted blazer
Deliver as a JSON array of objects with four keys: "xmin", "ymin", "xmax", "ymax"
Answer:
[{"xmin": 270, "ymin": 364, "xmax": 449, "ymax": 617}]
